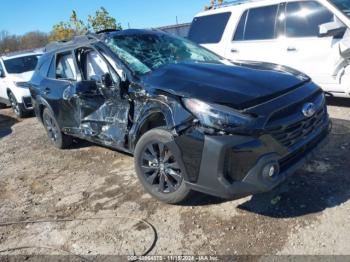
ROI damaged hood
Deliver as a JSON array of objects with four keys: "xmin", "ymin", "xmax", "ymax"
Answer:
[
  {"xmin": 141, "ymin": 61, "xmax": 309, "ymax": 109},
  {"xmin": 10, "ymin": 71, "xmax": 35, "ymax": 83}
]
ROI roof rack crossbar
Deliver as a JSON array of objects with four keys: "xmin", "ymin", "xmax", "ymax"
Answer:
[{"xmin": 211, "ymin": 0, "xmax": 259, "ymax": 9}]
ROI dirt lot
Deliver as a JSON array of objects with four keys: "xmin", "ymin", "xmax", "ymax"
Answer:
[{"xmin": 0, "ymin": 98, "xmax": 350, "ymax": 258}]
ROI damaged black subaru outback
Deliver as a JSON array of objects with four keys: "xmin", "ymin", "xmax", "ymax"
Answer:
[{"xmin": 30, "ymin": 29, "xmax": 330, "ymax": 204}]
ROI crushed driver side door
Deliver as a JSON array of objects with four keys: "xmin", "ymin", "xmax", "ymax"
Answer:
[{"xmin": 73, "ymin": 47, "xmax": 130, "ymax": 149}]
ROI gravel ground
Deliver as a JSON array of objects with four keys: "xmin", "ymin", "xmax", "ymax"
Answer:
[{"xmin": 0, "ymin": 97, "xmax": 349, "ymax": 258}]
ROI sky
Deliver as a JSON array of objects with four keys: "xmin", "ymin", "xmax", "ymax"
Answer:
[{"xmin": 0, "ymin": 0, "xmax": 209, "ymax": 35}]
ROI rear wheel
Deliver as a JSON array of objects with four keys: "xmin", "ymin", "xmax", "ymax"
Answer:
[
  {"xmin": 134, "ymin": 128, "xmax": 192, "ymax": 204},
  {"xmin": 8, "ymin": 92, "xmax": 26, "ymax": 118},
  {"xmin": 42, "ymin": 108, "xmax": 72, "ymax": 149}
]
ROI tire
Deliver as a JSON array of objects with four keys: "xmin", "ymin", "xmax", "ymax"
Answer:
[
  {"xmin": 42, "ymin": 108, "xmax": 72, "ymax": 149},
  {"xmin": 8, "ymin": 92, "xmax": 26, "ymax": 118},
  {"xmin": 134, "ymin": 128, "xmax": 192, "ymax": 204}
]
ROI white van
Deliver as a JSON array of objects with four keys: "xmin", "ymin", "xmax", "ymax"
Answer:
[
  {"xmin": 188, "ymin": 0, "xmax": 350, "ymax": 97},
  {"xmin": 0, "ymin": 50, "xmax": 42, "ymax": 117}
]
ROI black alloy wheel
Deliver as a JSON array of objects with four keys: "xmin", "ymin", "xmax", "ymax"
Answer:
[
  {"xmin": 134, "ymin": 128, "xmax": 192, "ymax": 204},
  {"xmin": 43, "ymin": 110, "xmax": 60, "ymax": 143},
  {"xmin": 42, "ymin": 108, "xmax": 72, "ymax": 149},
  {"xmin": 141, "ymin": 142, "xmax": 183, "ymax": 194}
]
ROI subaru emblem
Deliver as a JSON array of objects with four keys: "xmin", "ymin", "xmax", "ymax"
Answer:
[{"xmin": 302, "ymin": 103, "xmax": 316, "ymax": 118}]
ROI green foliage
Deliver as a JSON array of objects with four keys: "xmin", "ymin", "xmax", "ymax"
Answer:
[
  {"xmin": 88, "ymin": 7, "xmax": 121, "ymax": 32},
  {"xmin": 205, "ymin": 0, "xmax": 224, "ymax": 10},
  {"xmin": 49, "ymin": 10, "xmax": 87, "ymax": 42}
]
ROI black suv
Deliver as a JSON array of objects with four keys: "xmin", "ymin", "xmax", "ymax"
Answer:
[{"xmin": 30, "ymin": 29, "xmax": 330, "ymax": 204}]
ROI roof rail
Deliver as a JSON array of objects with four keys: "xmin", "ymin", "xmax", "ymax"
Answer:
[
  {"xmin": 209, "ymin": 0, "xmax": 261, "ymax": 9},
  {"xmin": 44, "ymin": 34, "xmax": 101, "ymax": 52},
  {"xmin": 95, "ymin": 28, "xmax": 120, "ymax": 34}
]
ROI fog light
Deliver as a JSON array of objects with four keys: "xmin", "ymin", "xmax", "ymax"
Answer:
[{"xmin": 262, "ymin": 163, "xmax": 279, "ymax": 178}]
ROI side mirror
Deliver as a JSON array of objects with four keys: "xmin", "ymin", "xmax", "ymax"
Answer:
[
  {"xmin": 75, "ymin": 80, "xmax": 98, "ymax": 96},
  {"xmin": 101, "ymin": 73, "xmax": 113, "ymax": 88},
  {"xmin": 319, "ymin": 19, "xmax": 346, "ymax": 38},
  {"xmin": 0, "ymin": 68, "xmax": 5, "ymax": 78}
]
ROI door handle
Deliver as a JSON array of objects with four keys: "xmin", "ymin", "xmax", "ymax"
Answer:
[
  {"xmin": 231, "ymin": 48, "xmax": 239, "ymax": 53},
  {"xmin": 43, "ymin": 87, "xmax": 51, "ymax": 95},
  {"xmin": 287, "ymin": 47, "xmax": 297, "ymax": 52}
]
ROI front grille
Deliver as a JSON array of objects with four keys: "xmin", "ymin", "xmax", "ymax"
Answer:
[
  {"xmin": 279, "ymin": 128, "xmax": 328, "ymax": 173},
  {"xmin": 267, "ymin": 106, "xmax": 327, "ymax": 148}
]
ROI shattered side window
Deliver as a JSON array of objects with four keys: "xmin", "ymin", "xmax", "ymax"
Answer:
[{"xmin": 105, "ymin": 33, "xmax": 221, "ymax": 75}]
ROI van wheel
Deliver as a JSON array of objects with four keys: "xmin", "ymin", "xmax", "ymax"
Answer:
[
  {"xmin": 134, "ymin": 128, "xmax": 192, "ymax": 204},
  {"xmin": 42, "ymin": 108, "xmax": 72, "ymax": 149},
  {"xmin": 8, "ymin": 92, "xmax": 25, "ymax": 118}
]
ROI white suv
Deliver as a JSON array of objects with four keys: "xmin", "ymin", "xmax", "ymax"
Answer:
[
  {"xmin": 189, "ymin": 0, "xmax": 350, "ymax": 97},
  {"xmin": 0, "ymin": 51, "xmax": 42, "ymax": 117}
]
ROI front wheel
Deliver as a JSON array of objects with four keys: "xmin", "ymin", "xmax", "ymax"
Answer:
[
  {"xmin": 134, "ymin": 128, "xmax": 192, "ymax": 204},
  {"xmin": 42, "ymin": 108, "xmax": 72, "ymax": 149},
  {"xmin": 8, "ymin": 92, "xmax": 26, "ymax": 118}
]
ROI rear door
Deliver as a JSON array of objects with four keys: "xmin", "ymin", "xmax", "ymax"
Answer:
[
  {"xmin": 225, "ymin": 4, "xmax": 283, "ymax": 63},
  {"xmin": 42, "ymin": 51, "xmax": 80, "ymax": 129},
  {"xmin": 280, "ymin": 0, "xmax": 340, "ymax": 90}
]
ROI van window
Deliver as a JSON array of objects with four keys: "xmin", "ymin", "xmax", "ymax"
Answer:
[
  {"xmin": 233, "ymin": 10, "xmax": 248, "ymax": 41},
  {"xmin": 3, "ymin": 55, "xmax": 40, "ymax": 74},
  {"xmin": 188, "ymin": 12, "xmax": 231, "ymax": 44},
  {"xmin": 285, "ymin": 1, "xmax": 334, "ymax": 37},
  {"xmin": 244, "ymin": 5, "xmax": 279, "ymax": 40},
  {"xmin": 0, "ymin": 61, "xmax": 4, "ymax": 75},
  {"xmin": 330, "ymin": 0, "xmax": 350, "ymax": 18}
]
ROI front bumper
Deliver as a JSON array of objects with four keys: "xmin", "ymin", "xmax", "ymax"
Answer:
[
  {"xmin": 176, "ymin": 119, "xmax": 330, "ymax": 199},
  {"xmin": 22, "ymin": 96, "xmax": 33, "ymax": 110}
]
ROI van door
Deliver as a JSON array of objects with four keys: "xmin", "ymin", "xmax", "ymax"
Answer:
[
  {"xmin": 225, "ymin": 4, "xmax": 283, "ymax": 64},
  {"xmin": 280, "ymin": 0, "xmax": 341, "ymax": 91}
]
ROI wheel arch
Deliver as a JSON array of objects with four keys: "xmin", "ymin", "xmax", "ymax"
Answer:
[
  {"xmin": 129, "ymin": 101, "xmax": 175, "ymax": 151},
  {"xmin": 36, "ymin": 97, "xmax": 56, "ymax": 124}
]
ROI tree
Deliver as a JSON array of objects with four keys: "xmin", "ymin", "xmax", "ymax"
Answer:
[
  {"xmin": 21, "ymin": 31, "xmax": 49, "ymax": 49},
  {"xmin": 0, "ymin": 31, "xmax": 20, "ymax": 53},
  {"xmin": 205, "ymin": 0, "xmax": 224, "ymax": 10},
  {"xmin": 49, "ymin": 10, "xmax": 87, "ymax": 42},
  {"xmin": 88, "ymin": 7, "xmax": 121, "ymax": 32},
  {"xmin": 0, "ymin": 30, "xmax": 48, "ymax": 54}
]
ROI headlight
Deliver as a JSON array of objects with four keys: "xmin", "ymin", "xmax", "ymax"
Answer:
[
  {"xmin": 183, "ymin": 98, "xmax": 253, "ymax": 130},
  {"xmin": 14, "ymin": 81, "xmax": 30, "ymax": 89}
]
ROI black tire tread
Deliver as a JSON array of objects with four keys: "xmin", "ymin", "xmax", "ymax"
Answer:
[{"xmin": 43, "ymin": 108, "xmax": 72, "ymax": 149}]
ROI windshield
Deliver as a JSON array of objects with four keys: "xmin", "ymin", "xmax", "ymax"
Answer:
[
  {"xmin": 3, "ymin": 55, "xmax": 41, "ymax": 74},
  {"xmin": 105, "ymin": 32, "xmax": 222, "ymax": 75},
  {"xmin": 330, "ymin": 0, "xmax": 350, "ymax": 17}
]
